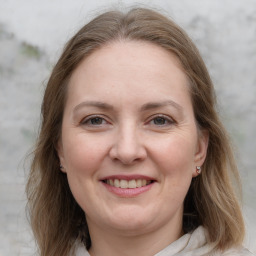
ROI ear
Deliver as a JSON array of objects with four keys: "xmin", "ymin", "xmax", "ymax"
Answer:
[
  {"xmin": 57, "ymin": 139, "xmax": 66, "ymax": 173},
  {"xmin": 192, "ymin": 129, "xmax": 209, "ymax": 177}
]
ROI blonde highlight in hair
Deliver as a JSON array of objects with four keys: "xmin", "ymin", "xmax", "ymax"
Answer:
[{"xmin": 26, "ymin": 7, "xmax": 245, "ymax": 255}]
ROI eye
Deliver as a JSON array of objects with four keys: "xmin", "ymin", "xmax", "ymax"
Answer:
[
  {"xmin": 152, "ymin": 117, "xmax": 168, "ymax": 125},
  {"xmin": 148, "ymin": 115, "xmax": 175, "ymax": 127},
  {"xmin": 80, "ymin": 115, "xmax": 108, "ymax": 126}
]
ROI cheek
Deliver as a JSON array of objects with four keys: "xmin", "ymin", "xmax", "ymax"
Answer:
[
  {"xmin": 150, "ymin": 133, "xmax": 197, "ymax": 176},
  {"xmin": 63, "ymin": 133, "xmax": 109, "ymax": 176},
  {"xmin": 62, "ymin": 134, "xmax": 110, "ymax": 210},
  {"xmin": 154, "ymin": 136, "xmax": 196, "ymax": 206}
]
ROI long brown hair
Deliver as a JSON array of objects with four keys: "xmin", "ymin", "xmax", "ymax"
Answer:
[{"xmin": 26, "ymin": 7, "xmax": 245, "ymax": 255}]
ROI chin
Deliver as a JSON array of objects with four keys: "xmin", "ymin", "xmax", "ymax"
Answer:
[{"xmin": 105, "ymin": 206, "xmax": 157, "ymax": 234}]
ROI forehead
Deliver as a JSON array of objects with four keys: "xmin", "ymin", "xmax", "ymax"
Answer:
[
  {"xmin": 66, "ymin": 40, "xmax": 191, "ymax": 109},
  {"xmin": 72, "ymin": 40, "xmax": 186, "ymax": 80}
]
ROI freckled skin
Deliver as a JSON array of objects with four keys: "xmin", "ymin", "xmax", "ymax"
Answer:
[{"xmin": 58, "ymin": 41, "xmax": 208, "ymax": 254}]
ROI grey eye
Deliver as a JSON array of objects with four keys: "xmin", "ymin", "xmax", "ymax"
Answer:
[
  {"xmin": 153, "ymin": 117, "xmax": 167, "ymax": 125},
  {"xmin": 89, "ymin": 117, "xmax": 104, "ymax": 125},
  {"xmin": 81, "ymin": 116, "xmax": 107, "ymax": 126}
]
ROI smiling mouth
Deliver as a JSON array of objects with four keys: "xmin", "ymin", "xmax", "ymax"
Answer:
[{"xmin": 102, "ymin": 179, "xmax": 155, "ymax": 189}]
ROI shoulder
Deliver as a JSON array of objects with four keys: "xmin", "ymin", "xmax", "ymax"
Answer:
[
  {"xmin": 220, "ymin": 247, "xmax": 255, "ymax": 256},
  {"xmin": 72, "ymin": 243, "xmax": 90, "ymax": 256}
]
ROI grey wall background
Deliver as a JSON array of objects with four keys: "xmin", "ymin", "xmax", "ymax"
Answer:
[{"xmin": 0, "ymin": 0, "xmax": 255, "ymax": 255}]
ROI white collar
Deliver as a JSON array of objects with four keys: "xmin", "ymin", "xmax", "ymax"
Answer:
[{"xmin": 74, "ymin": 226, "xmax": 252, "ymax": 256}]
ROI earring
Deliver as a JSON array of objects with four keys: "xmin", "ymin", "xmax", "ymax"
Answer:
[
  {"xmin": 196, "ymin": 166, "xmax": 201, "ymax": 174},
  {"xmin": 60, "ymin": 164, "xmax": 64, "ymax": 170}
]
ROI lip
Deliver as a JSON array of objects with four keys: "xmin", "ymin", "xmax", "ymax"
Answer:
[
  {"xmin": 102, "ymin": 182, "xmax": 155, "ymax": 197},
  {"xmin": 100, "ymin": 175, "xmax": 156, "ymax": 198},
  {"xmin": 100, "ymin": 174, "xmax": 156, "ymax": 181}
]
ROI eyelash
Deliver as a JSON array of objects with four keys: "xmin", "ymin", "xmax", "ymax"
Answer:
[
  {"xmin": 80, "ymin": 115, "xmax": 109, "ymax": 126},
  {"xmin": 147, "ymin": 114, "xmax": 176, "ymax": 127},
  {"xmin": 80, "ymin": 114, "xmax": 176, "ymax": 128}
]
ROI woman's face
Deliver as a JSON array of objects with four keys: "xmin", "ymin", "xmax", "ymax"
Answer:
[{"xmin": 58, "ymin": 41, "xmax": 208, "ymax": 237}]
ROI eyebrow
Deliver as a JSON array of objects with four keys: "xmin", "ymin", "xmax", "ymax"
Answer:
[
  {"xmin": 73, "ymin": 101, "xmax": 114, "ymax": 112},
  {"xmin": 73, "ymin": 100, "xmax": 183, "ymax": 113},
  {"xmin": 140, "ymin": 100, "xmax": 183, "ymax": 113}
]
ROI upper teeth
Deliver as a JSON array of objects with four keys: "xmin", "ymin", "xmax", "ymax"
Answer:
[{"xmin": 106, "ymin": 179, "xmax": 151, "ymax": 188}]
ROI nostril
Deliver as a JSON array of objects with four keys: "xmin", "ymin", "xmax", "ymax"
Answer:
[{"xmin": 109, "ymin": 138, "xmax": 147, "ymax": 165}]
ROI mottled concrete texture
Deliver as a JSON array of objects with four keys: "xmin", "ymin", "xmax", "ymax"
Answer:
[{"xmin": 0, "ymin": 0, "xmax": 255, "ymax": 255}]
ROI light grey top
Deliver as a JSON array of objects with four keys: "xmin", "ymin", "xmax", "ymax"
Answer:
[{"xmin": 74, "ymin": 226, "xmax": 255, "ymax": 256}]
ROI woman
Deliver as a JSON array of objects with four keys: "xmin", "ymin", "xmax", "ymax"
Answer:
[{"xmin": 26, "ymin": 7, "xmax": 254, "ymax": 256}]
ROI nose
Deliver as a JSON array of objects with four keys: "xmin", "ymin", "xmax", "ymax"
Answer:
[{"xmin": 109, "ymin": 125, "xmax": 147, "ymax": 165}]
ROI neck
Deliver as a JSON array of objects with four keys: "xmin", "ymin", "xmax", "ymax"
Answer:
[{"xmin": 87, "ymin": 216, "xmax": 183, "ymax": 256}]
